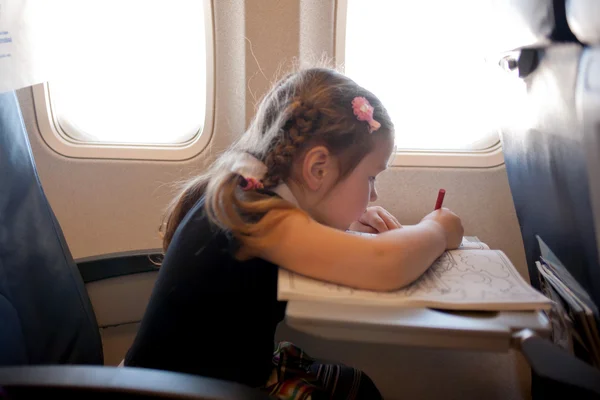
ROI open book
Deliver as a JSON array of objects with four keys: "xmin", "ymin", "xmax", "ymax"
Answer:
[{"xmin": 278, "ymin": 235, "xmax": 552, "ymax": 311}]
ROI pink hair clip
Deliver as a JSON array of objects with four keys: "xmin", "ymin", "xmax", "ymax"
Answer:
[
  {"xmin": 352, "ymin": 97, "xmax": 381, "ymax": 133},
  {"xmin": 239, "ymin": 176, "xmax": 264, "ymax": 191}
]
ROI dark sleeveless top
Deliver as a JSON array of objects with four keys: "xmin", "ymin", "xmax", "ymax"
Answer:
[{"xmin": 124, "ymin": 195, "xmax": 287, "ymax": 388}]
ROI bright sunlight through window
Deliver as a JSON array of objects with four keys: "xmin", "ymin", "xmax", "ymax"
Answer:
[
  {"xmin": 49, "ymin": 0, "xmax": 206, "ymax": 145},
  {"xmin": 343, "ymin": 0, "xmax": 518, "ymax": 151}
]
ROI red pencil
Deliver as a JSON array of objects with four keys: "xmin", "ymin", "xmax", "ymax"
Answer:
[{"xmin": 434, "ymin": 189, "xmax": 446, "ymax": 210}]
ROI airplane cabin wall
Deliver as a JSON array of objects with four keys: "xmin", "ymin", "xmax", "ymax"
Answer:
[{"xmin": 17, "ymin": 1, "xmax": 531, "ymax": 398}]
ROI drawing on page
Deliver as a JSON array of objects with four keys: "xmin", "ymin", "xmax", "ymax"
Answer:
[
  {"xmin": 428, "ymin": 251, "xmax": 457, "ymax": 273},
  {"xmin": 428, "ymin": 250, "xmax": 540, "ymax": 301},
  {"xmin": 396, "ymin": 250, "xmax": 541, "ymax": 302},
  {"xmin": 402, "ymin": 267, "xmax": 452, "ymax": 296},
  {"xmin": 284, "ymin": 249, "xmax": 547, "ymax": 305},
  {"xmin": 455, "ymin": 252, "xmax": 511, "ymax": 278}
]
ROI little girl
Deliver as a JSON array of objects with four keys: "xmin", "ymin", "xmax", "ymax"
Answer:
[{"xmin": 124, "ymin": 67, "xmax": 463, "ymax": 399}]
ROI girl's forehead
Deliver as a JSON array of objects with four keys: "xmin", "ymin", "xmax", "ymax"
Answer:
[
  {"xmin": 351, "ymin": 134, "xmax": 394, "ymax": 174},
  {"xmin": 368, "ymin": 133, "xmax": 395, "ymax": 170}
]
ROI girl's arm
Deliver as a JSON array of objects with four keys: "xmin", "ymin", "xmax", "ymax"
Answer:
[{"xmin": 248, "ymin": 208, "xmax": 462, "ymax": 291}]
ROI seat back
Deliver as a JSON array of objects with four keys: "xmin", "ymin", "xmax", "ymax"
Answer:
[
  {"xmin": 0, "ymin": 91, "xmax": 103, "ymax": 365},
  {"xmin": 568, "ymin": 0, "xmax": 600, "ymax": 274},
  {"xmin": 497, "ymin": 0, "xmax": 600, "ymax": 308},
  {"xmin": 494, "ymin": 2, "xmax": 600, "ymax": 398}
]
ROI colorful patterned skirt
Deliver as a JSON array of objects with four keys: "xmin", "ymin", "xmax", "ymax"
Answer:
[{"xmin": 262, "ymin": 342, "xmax": 383, "ymax": 400}]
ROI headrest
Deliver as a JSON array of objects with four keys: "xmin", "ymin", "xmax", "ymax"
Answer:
[
  {"xmin": 484, "ymin": 0, "xmax": 556, "ymax": 52},
  {"xmin": 567, "ymin": 0, "xmax": 600, "ymax": 44}
]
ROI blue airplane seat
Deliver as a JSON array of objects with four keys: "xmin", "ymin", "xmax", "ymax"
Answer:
[{"xmin": 0, "ymin": 90, "xmax": 104, "ymax": 365}]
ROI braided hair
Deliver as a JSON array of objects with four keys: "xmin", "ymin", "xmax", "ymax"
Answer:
[{"xmin": 262, "ymin": 100, "xmax": 321, "ymax": 187}]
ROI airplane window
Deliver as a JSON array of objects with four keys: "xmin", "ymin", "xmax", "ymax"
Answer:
[
  {"xmin": 342, "ymin": 0, "xmax": 519, "ymax": 151},
  {"xmin": 47, "ymin": 0, "xmax": 206, "ymax": 145}
]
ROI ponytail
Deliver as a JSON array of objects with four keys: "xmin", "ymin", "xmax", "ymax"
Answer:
[
  {"xmin": 161, "ymin": 173, "xmax": 210, "ymax": 252},
  {"xmin": 161, "ymin": 151, "xmax": 293, "ymax": 253}
]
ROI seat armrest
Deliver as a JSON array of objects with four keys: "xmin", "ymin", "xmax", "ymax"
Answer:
[
  {"xmin": 0, "ymin": 365, "xmax": 273, "ymax": 399},
  {"xmin": 75, "ymin": 249, "xmax": 163, "ymax": 283}
]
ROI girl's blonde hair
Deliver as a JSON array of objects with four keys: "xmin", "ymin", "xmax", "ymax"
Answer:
[{"xmin": 161, "ymin": 67, "xmax": 393, "ymax": 253}]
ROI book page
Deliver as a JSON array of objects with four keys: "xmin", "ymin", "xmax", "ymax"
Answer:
[
  {"xmin": 459, "ymin": 236, "xmax": 490, "ymax": 250},
  {"xmin": 278, "ymin": 249, "xmax": 552, "ymax": 311}
]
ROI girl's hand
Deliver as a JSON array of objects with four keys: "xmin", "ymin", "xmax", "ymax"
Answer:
[
  {"xmin": 420, "ymin": 208, "xmax": 464, "ymax": 249},
  {"xmin": 348, "ymin": 206, "xmax": 402, "ymax": 234}
]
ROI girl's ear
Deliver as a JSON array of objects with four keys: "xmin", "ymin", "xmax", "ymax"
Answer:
[{"xmin": 301, "ymin": 146, "xmax": 334, "ymax": 191}]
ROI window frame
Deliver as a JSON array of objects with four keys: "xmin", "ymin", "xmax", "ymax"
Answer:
[
  {"xmin": 334, "ymin": 0, "xmax": 505, "ymax": 168},
  {"xmin": 33, "ymin": 0, "xmax": 215, "ymax": 161}
]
